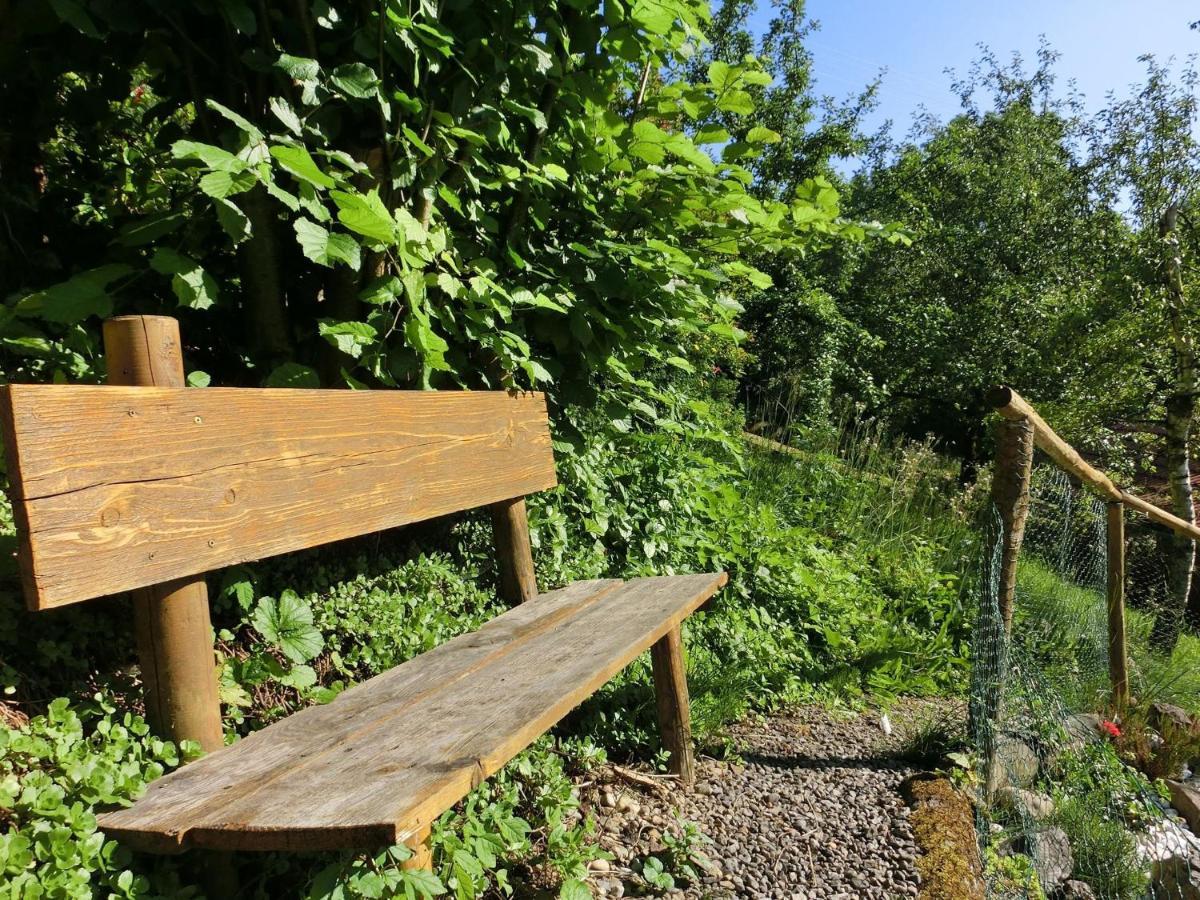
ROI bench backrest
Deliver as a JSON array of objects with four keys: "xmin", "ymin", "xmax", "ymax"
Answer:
[{"xmin": 1, "ymin": 384, "xmax": 555, "ymax": 610}]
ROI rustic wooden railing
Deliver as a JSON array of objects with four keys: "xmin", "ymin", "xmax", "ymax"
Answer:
[{"xmin": 988, "ymin": 385, "xmax": 1200, "ymax": 706}]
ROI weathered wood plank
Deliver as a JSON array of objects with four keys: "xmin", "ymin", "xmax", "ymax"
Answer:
[
  {"xmin": 0, "ymin": 385, "xmax": 555, "ymax": 609},
  {"xmin": 97, "ymin": 579, "xmax": 623, "ymax": 852},
  {"xmin": 98, "ymin": 572, "xmax": 726, "ymax": 852}
]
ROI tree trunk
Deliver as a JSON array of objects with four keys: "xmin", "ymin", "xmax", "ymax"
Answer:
[
  {"xmin": 1151, "ymin": 202, "xmax": 1198, "ymax": 651},
  {"xmin": 238, "ymin": 185, "xmax": 293, "ymax": 359}
]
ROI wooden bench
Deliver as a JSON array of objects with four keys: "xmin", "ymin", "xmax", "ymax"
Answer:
[{"xmin": 0, "ymin": 316, "xmax": 726, "ymax": 861}]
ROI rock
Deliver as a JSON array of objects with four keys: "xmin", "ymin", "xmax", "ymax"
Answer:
[
  {"xmin": 1137, "ymin": 818, "xmax": 1200, "ymax": 900},
  {"xmin": 1152, "ymin": 702, "xmax": 1198, "ymax": 734},
  {"xmin": 601, "ymin": 790, "xmax": 616, "ymax": 809},
  {"xmin": 1064, "ymin": 713, "xmax": 1101, "ymax": 746},
  {"xmin": 1033, "ymin": 827, "xmax": 1072, "ymax": 893},
  {"xmin": 1058, "ymin": 880, "xmax": 1096, "ymax": 899},
  {"xmin": 989, "ymin": 736, "xmax": 1040, "ymax": 791},
  {"xmin": 615, "ymin": 796, "xmax": 640, "ymax": 815},
  {"xmin": 1171, "ymin": 780, "xmax": 1200, "ymax": 836},
  {"xmin": 589, "ymin": 858, "xmax": 611, "ymax": 873},
  {"xmin": 995, "ymin": 786, "xmax": 1054, "ymax": 821}
]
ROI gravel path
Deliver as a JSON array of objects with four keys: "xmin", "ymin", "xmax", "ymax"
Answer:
[{"xmin": 586, "ymin": 701, "xmax": 954, "ymax": 899}]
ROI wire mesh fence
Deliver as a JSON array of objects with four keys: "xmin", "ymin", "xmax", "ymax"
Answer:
[{"xmin": 970, "ymin": 459, "xmax": 1200, "ymax": 899}]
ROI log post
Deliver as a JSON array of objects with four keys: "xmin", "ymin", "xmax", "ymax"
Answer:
[
  {"xmin": 103, "ymin": 317, "xmax": 224, "ymax": 753},
  {"xmin": 1106, "ymin": 500, "xmax": 1130, "ymax": 708},
  {"xmin": 992, "ymin": 415, "xmax": 1035, "ymax": 632},
  {"xmin": 490, "ymin": 497, "xmax": 538, "ymax": 604},
  {"xmin": 650, "ymin": 625, "xmax": 695, "ymax": 788}
]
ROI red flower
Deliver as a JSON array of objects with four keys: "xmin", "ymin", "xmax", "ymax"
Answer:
[
  {"xmin": 1100, "ymin": 720, "xmax": 1121, "ymax": 738},
  {"xmin": 131, "ymin": 85, "xmax": 147, "ymax": 105}
]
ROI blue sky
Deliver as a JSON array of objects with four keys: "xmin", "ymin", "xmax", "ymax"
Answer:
[{"xmin": 746, "ymin": 1, "xmax": 1198, "ymax": 138}]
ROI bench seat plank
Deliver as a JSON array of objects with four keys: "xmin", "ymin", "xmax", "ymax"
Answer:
[
  {"xmin": 98, "ymin": 572, "xmax": 726, "ymax": 853},
  {"xmin": 0, "ymin": 385, "xmax": 556, "ymax": 609}
]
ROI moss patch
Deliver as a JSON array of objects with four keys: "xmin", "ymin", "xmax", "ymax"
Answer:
[{"xmin": 902, "ymin": 774, "xmax": 985, "ymax": 900}]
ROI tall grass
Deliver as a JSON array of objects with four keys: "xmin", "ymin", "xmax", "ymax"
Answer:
[{"xmin": 1014, "ymin": 555, "xmax": 1200, "ymax": 715}]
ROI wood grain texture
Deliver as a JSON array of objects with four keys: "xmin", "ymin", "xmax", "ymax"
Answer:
[
  {"xmin": 104, "ymin": 316, "xmax": 224, "ymax": 754},
  {"xmin": 97, "ymin": 572, "xmax": 726, "ymax": 853},
  {"xmin": 490, "ymin": 497, "xmax": 538, "ymax": 604},
  {"xmin": 650, "ymin": 625, "xmax": 695, "ymax": 787},
  {"xmin": 1, "ymin": 385, "xmax": 555, "ymax": 609}
]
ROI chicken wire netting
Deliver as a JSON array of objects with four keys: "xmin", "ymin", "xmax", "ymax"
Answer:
[{"xmin": 969, "ymin": 461, "xmax": 1200, "ymax": 899}]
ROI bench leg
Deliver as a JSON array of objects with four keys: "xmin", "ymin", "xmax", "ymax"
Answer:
[
  {"xmin": 650, "ymin": 625, "xmax": 695, "ymax": 788},
  {"xmin": 402, "ymin": 825, "xmax": 433, "ymax": 871}
]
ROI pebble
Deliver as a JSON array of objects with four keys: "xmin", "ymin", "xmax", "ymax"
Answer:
[{"xmin": 589, "ymin": 700, "xmax": 954, "ymax": 898}]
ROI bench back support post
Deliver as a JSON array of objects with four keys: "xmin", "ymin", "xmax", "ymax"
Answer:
[
  {"xmin": 104, "ymin": 316, "xmax": 224, "ymax": 753},
  {"xmin": 650, "ymin": 625, "xmax": 695, "ymax": 787},
  {"xmin": 490, "ymin": 497, "xmax": 538, "ymax": 604}
]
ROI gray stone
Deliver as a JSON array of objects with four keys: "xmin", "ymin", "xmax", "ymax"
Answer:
[
  {"xmin": 1033, "ymin": 827, "xmax": 1073, "ymax": 893},
  {"xmin": 995, "ymin": 786, "xmax": 1054, "ymax": 821},
  {"xmin": 1172, "ymin": 779, "xmax": 1200, "ymax": 837},
  {"xmin": 1057, "ymin": 880, "xmax": 1096, "ymax": 899}
]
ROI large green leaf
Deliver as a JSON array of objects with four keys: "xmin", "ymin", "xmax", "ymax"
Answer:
[
  {"xmin": 318, "ymin": 319, "xmax": 377, "ymax": 358},
  {"xmin": 330, "ymin": 190, "xmax": 396, "ymax": 245},
  {"xmin": 150, "ymin": 249, "xmax": 218, "ymax": 310},
  {"xmin": 251, "ymin": 591, "xmax": 324, "ymax": 664},
  {"xmin": 270, "ymin": 145, "xmax": 337, "ymax": 189},
  {"xmin": 294, "ymin": 218, "xmax": 362, "ymax": 269},
  {"xmin": 15, "ymin": 265, "xmax": 132, "ymax": 324},
  {"xmin": 330, "ymin": 63, "xmax": 380, "ymax": 99}
]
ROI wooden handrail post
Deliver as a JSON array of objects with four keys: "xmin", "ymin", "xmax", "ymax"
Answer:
[
  {"xmin": 992, "ymin": 415, "xmax": 1035, "ymax": 632},
  {"xmin": 103, "ymin": 317, "xmax": 224, "ymax": 753},
  {"xmin": 490, "ymin": 497, "xmax": 538, "ymax": 604},
  {"xmin": 1106, "ymin": 500, "xmax": 1130, "ymax": 708}
]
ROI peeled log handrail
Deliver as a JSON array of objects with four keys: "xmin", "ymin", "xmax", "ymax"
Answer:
[{"xmin": 987, "ymin": 385, "xmax": 1200, "ymax": 543}]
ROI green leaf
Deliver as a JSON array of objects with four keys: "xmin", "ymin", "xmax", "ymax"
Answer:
[
  {"xmin": 271, "ymin": 145, "xmax": 337, "ymax": 189},
  {"xmin": 558, "ymin": 879, "xmax": 592, "ymax": 900},
  {"xmin": 269, "ymin": 96, "xmax": 304, "ymax": 136},
  {"xmin": 694, "ymin": 125, "xmax": 730, "ymax": 145},
  {"xmin": 330, "ymin": 189, "xmax": 396, "ymax": 245},
  {"xmin": 402, "ymin": 869, "xmax": 446, "ymax": 898},
  {"xmin": 251, "ymin": 591, "xmax": 324, "ymax": 663},
  {"xmin": 716, "ymin": 90, "xmax": 754, "ymax": 116},
  {"xmin": 172, "ymin": 140, "xmax": 247, "ymax": 173},
  {"xmin": 294, "ymin": 218, "xmax": 362, "ymax": 269},
  {"xmin": 116, "ymin": 211, "xmax": 187, "ymax": 247},
  {"xmin": 206, "ymin": 99, "xmax": 264, "ymax": 143},
  {"xmin": 277, "ymin": 54, "xmax": 320, "ymax": 82},
  {"xmin": 214, "ymin": 197, "xmax": 252, "ymax": 244},
  {"xmin": 330, "ymin": 63, "xmax": 380, "ymax": 99},
  {"xmin": 746, "ymin": 125, "xmax": 782, "ymax": 144},
  {"xmin": 318, "ymin": 319, "xmax": 377, "ymax": 358},
  {"xmin": 15, "ymin": 265, "xmax": 131, "ymax": 324},
  {"xmin": 404, "ymin": 316, "xmax": 449, "ymax": 353},
  {"xmin": 265, "ymin": 362, "xmax": 320, "ymax": 388},
  {"xmin": 48, "ymin": 0, "xmax": 101, "ymax": 37},
  {"xmin": 199, "ymin": 169, "xmax": 257, "ymax": 199},
  {"xmin": 187, "ymin": 371, "xmax": 211, "ymax": 388},
  {"xmin": 629, "ymin": 119, "xmax": 668, "ymax": 164},
  {"xmin": 151, "ymin": 249, "xmax": 219, "ymax": 310}
]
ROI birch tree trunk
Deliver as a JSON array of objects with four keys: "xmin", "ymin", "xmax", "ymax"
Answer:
[{"xmin": 1152, "ymin": 202, "xmax": 1198, "ymax": 650}]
